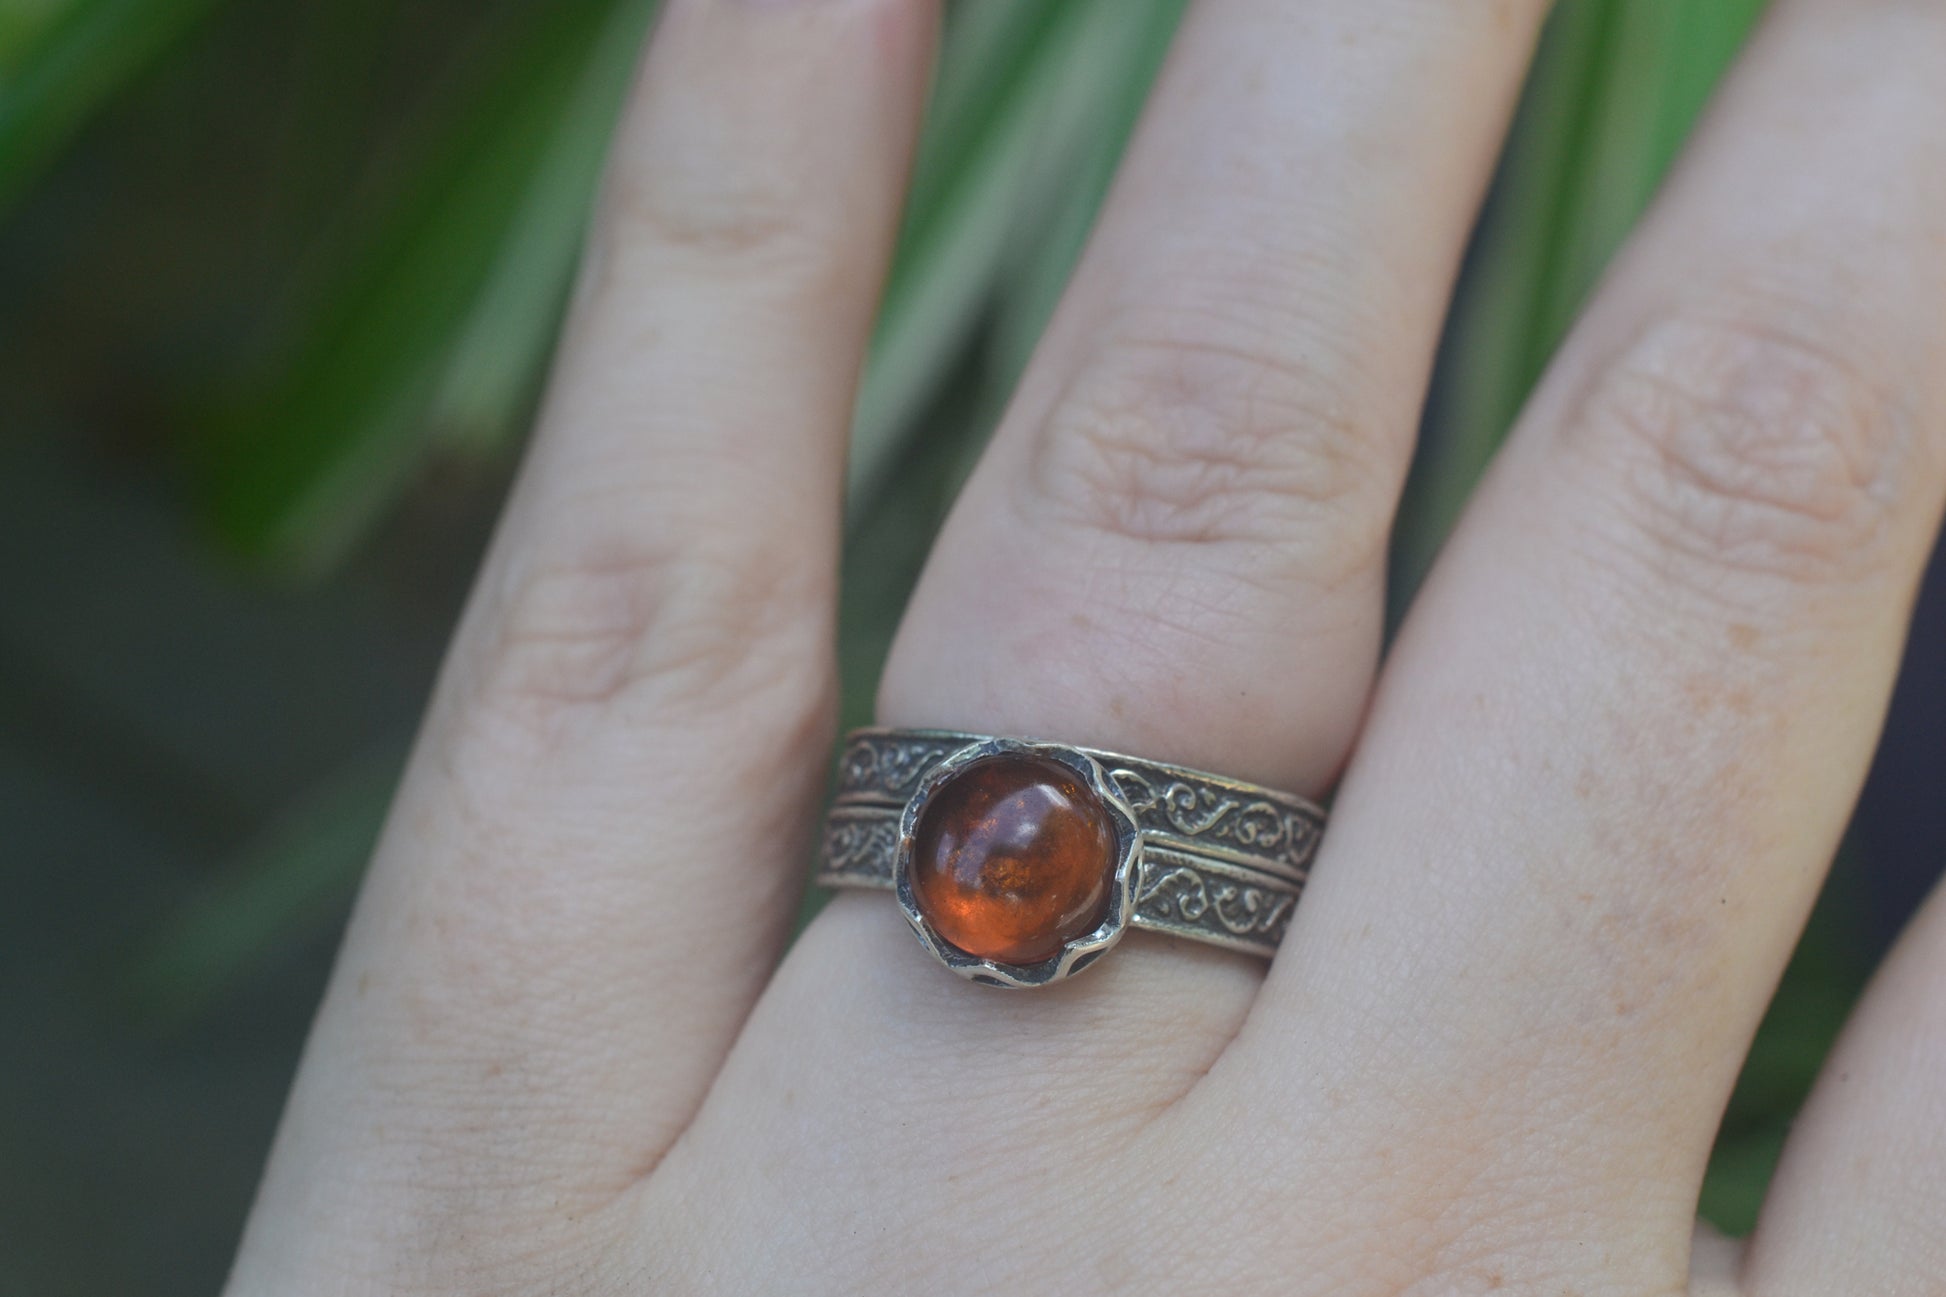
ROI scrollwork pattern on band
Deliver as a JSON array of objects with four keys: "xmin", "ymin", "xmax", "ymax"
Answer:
[
  {"xmin": 1107, "ymin": 768, "xmax": 1319, "ymax": 874},
  {"xmin": 1130, "ymin": 852, "xmax": 1298, "ymax": 955},
  {"xmin": 835, "ymin": 733, "xmax": 969, "ymax": 804},
  {"xmin": 816, "ymin": 809, "xmax": 899, "ymax": 886}
]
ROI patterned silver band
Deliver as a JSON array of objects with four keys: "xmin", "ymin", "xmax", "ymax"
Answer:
[{"xmin": 816, "ymin": 729, "xmax": 1325, "ymax": 963}]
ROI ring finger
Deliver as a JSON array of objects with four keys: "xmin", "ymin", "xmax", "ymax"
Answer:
[{"xmin": 650, "ymin": 0, "xmax": 1549, "ymax": 1279}]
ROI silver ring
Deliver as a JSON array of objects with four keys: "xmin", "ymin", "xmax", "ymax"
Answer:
[{"xmin": 816, "ymin": 728, "xmax": 1326, "ymax": 988}]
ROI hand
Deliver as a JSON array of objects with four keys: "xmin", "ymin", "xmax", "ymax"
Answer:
[{"xmin": 225, "ymin": 1, "xmax": 1946, "ymax": 1293}]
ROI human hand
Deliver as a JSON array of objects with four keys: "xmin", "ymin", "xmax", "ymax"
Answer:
[{"xmin": 226, "ymin": 1, "xmax": 1946, "ymax": 1292}]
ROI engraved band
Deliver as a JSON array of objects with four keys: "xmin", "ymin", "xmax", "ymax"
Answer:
[{"xmin": 816, "ymin": 729, "xmax": 1324, "ymax": 963}]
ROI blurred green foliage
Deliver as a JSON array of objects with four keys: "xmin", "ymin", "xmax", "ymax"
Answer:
[
  {"xmin": 2, "ymin": 0, "xmax": 1862, "ymax": 1240},
  {"xmin": 0, "ymin": 0, "xmax": 1769, "ymax": 571},
  {"xmin": 1, "ymin": 0, "xmax": 227, "ymax": 211}
]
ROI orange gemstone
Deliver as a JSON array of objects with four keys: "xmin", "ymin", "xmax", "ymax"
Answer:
[{"xmin": 909, "ymin": 753, "xmax": 1117, "ymax": 965}]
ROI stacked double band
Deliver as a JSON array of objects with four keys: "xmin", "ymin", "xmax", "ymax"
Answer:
[{"xmin": 816, "ymin": 729, "xmax": 1324, "ymax": 961}]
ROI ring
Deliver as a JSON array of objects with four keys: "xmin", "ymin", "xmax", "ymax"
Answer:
[{"xmin": 816, "ymin": 729, "xmax": 1326, "ymax": 988}]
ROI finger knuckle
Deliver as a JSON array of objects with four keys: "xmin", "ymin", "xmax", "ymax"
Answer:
[
  {"xmin": 1571, "ymin": 308, "xmax": 1915, "ymax": 592},
  {"xmin": 1028, "ymin": 330, "xmax": 1396, "ymax": 584},
  {"xmin": 471, "ymin": 527, "xmax": 832, "ymax": 736},
  {"xmin": 613, "ymin": 178, "xmax": 811, "ymax": 264},
  {"xmin": 589, "ymin": 164, "xmax": 840, "ymax": 302}
]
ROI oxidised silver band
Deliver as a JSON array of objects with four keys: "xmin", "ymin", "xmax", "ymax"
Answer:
[{"xmin": 816, "ymin": 729, "xmax": 1324, "ymax": 971}]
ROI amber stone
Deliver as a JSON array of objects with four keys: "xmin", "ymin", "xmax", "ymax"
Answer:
[{"xmin": 908, "ymin": 753, "xmax": 1118, "ymax": 965}]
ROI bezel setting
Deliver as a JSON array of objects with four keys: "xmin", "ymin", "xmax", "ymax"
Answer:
[{"xmin": 893, "ymin": 738, "xmax": 1142, "ymax": 989}]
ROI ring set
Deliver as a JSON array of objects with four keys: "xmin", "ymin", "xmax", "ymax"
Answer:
[{"xmin": 816, "ymin": 729, "xmax": 1326, "ymax": 988}]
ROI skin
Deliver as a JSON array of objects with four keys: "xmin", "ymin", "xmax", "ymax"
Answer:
[{"xmin": 225, "ymin": 0, "xmax": 1946, "ymax": 1293}]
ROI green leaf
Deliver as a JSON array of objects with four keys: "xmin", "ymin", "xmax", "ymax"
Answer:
[
  {"xmin": 429, "ymin": 0, "xmax": 661, "ymax": 454},
  {"xmin": 1697, "ymin": 1126, "xmax": 1787, "ymax": 1237},
  {"xmin": 846, "ymin": 0, "xmax": 1182, "ymax": 512},
  {"xmin": 195, "ymin": 0, "xmax": 633, "ymax": 576},
  {"xmin": 0, "ymin": 0, "xmax": 227, "ymax": 213},
  {"xmin": 1698, "ymin": 877, "xmax": 1869, "ymax": 1234},
  {"xmin": 986, "ymin": 0, "xmax": 1185, "ymax": 388},
  {"xmin": 0, "ymin": 0, "xmax": 79, "ymax": 70},
  {"xmin": 1400, "ymin": 0, "xmax": 1771, "ymax": 594}
]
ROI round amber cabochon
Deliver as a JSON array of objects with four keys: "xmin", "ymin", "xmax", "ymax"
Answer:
[{"xmin": 908, "ymin": 753, "xmax": 1117, "ymax": 965}]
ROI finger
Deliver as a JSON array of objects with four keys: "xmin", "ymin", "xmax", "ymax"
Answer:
[
  {"xmin": 1226, "ymin": 0, "xmax": 1946, "ymax": 1284},
  {"xmin": 645, "ymin": 0, "xmax": 1547, "ymax": 1277},
  {"xmin": 881, "ymin": 0, "xmax": 1549, "ymax": 794},
  {"xmin": 232, "ymin": 0, "xmax": 935, "ymax": 1279},
  {"xmin": 1743, "ymin": 881, "xmax": 1946, "ymax": 1295},
  {"xmin": 858, "ymin": 0, "xmax": 1543, "ymax": 1020}
]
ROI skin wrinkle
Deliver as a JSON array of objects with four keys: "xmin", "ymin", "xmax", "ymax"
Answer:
[
  {"xmin": 1028, "ymin": 325, "xmax": 1398, "ymax": 558},
  {"xmin": 1560, "ymin": 311, "xmax": 1915, "ymax": 593}
]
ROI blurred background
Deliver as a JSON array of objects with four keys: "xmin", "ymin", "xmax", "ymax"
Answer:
[{"xmin": 1, "ymin": 0, "xmax": 1940, "ymax": 1291}]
